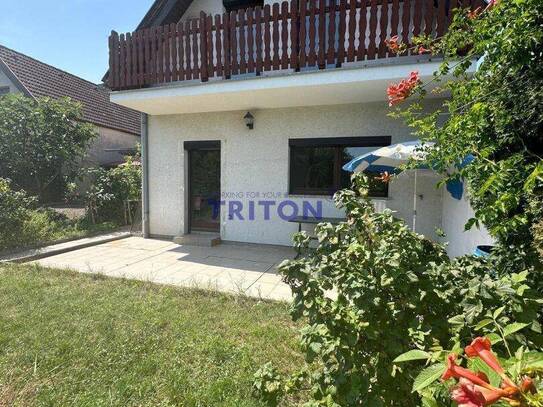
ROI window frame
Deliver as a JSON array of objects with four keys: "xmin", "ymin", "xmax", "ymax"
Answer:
[{"xmin": 288, "ymin": 136, "xmax": 392, "ymax": 197}]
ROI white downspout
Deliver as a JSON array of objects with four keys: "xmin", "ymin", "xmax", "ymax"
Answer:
[
  {"xmin": 413, "ymin": 169, "xmax": 418, "ymax": 232},
  {"xmin": 141, "ymin": 113, "xmax": 150, "ymax": 238}
]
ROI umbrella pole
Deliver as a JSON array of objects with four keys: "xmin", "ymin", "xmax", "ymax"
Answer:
[{"xmin": 413, "ymin": 170, "xmax": 418, "ymax": 232}]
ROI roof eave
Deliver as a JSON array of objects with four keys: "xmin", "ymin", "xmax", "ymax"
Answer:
[{"xmin": 136, "ymin": 0, "xmax": 193, "ymax": 30}]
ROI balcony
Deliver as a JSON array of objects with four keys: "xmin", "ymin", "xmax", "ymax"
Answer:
[{"xmin": 108, "ymin": 0, "xmax": 481, "ymax": 92}]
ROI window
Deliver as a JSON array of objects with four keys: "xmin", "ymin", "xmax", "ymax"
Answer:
[
  {"xmin": 0, "ymin": 87, "xmax": 10, "ymax": 96},
  {"xmin": 289, "ymin": 136, "xmax": 391, "ymax": 197}
]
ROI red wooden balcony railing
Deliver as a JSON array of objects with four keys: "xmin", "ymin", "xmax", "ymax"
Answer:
[{"xmin": 108, "ymin": 0, "xmax": 481, "ymax": 90}]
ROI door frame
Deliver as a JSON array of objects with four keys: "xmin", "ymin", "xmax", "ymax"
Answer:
[{"xmin": 184, "ymin": 140, "xmax": 221, "ymax": 233}]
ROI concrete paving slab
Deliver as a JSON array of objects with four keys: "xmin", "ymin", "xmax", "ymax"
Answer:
[{"xmin": 32, "ymin": 237, "xmax": 295, "ymax": 301}]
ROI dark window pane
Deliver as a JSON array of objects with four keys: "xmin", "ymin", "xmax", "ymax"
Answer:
[
  {"xmin": 190, "ymin": 149, "xmax": 220, "ymax": 232},
  {"xmin": 340, "ymin": 146, "xmax": 378, "ymax": 188},
  {"xmin": 0, "ymin": 87, "xmax": 9, "ymax": 96},
  {"xmin": 290, "ymin": 146, "xmax": 335, "ymax": 194},
  {"xmin": 289, "ymin": 139, "xmax": 390, "ymax": 197}
]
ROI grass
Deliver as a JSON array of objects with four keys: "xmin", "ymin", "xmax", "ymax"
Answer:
[{"xmin": 0, "ymin": 264, "xmax": 304, "ymax": 406}]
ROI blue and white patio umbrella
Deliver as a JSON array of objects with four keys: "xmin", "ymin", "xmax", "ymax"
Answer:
[
  {"xmin": 342, "ymin": 140, "xmax": 435, "ymax": 232},
  {"xmin": 343, "ymin": 140, "xmax": 434, "ymax": 174}
]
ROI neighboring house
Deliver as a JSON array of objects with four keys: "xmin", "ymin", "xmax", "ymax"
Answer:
[
  {"xmin": 0, "ymin": 45, "xmax": 141, "ymax": 169},
  {"xmin": 106, "ymin": 0, "xmax": 493, "ymax": 256}
]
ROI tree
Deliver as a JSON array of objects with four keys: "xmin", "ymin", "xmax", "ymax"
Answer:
[{"xmin": 0, "ymin": 94, "xmax": 97, "ymax": 201}]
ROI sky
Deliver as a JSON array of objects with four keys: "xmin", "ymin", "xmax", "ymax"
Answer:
[{"xmin": 0, "ymin": 0, "xmax": 153, "ymax": 84}]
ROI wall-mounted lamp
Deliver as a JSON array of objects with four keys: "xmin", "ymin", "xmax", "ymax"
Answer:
[{"xmin": 244, "ymin": 112, "xmax": 254, "ymax": 130}]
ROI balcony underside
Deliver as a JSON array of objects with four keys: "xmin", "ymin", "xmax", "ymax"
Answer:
[{"xmin": 111, "ymin": 58, "xmax": 462, "ymax": 115}]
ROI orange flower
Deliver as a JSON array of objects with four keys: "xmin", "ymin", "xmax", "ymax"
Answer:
[
  {"xmin": 477, "ymin": 384, "xmax": 508, "ymax": 405},
  {"xmin": 468, "ymin": 6, "xmax": 482, "ymax": 19},
  {"xmin": 444, "ymin": 339, "xmax": 540, "ymax": 407},
  {"xmin": 451, "ymin": 378, "xmax": 486, "ymax": 407},
  {"xmin": 417, "ymin": 46, "xmax": 431, "ymax": 55},
  {"xmin": 385, "ymin": 35, "xmax": 400, "ymax": 53},
  {"xmin": 451, "ymin": 378, "xmax": 506, "ymax": 407},
  {"xmin": 445, "ymin": 355, "xmax": 510, "ymax": 407},
  {"xmin": 408, "ymin": 71, "xmax": 420, "ymax": 83},
  {"xmin": 442, "ymin": 354, "xmax": 495, "ymax": 390},
  {"xmin": 386, "ymin": 71, "xmax": 420, "ymax": 106},
  {"xmin": 465, "ymin": 337, "xmax": 517, "ymax": 388},
  {"xmin": 377, "ymin": 171, "xmax": 392, "ymax": 183}
]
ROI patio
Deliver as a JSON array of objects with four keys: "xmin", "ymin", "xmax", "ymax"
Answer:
[{"xmin": 33, "ymin": 236, "xmax": 294, "ymax": 301}]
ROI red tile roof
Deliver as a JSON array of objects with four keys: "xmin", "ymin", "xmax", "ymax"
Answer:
[{"xmin": 0, "ymin": 45, "xmax": 140, "ymax": 135}]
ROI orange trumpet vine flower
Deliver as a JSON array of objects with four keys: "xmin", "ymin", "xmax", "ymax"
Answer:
[
  {"xmin": 465, "ymin": 337, "xmax": 517, "ymax": 388},
  {"xmin": 442, "ymin": 354, "xmax": 496, "ymax": 390},
  {"xmin": 451, "ymin": 378, "xmax": 506, "ymax": 407}
]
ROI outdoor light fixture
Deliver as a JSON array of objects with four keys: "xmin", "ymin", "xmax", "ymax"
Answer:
[{"xmin": 244, "ymin": 112, "xmax": 254, "ymax": 130}]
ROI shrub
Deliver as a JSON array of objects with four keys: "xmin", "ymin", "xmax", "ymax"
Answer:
[
  {"xmin": 254, "ymin": 174, "xmax": 542, "ymax": 406},
  {"xmin": 20, "ymin": 209, "xmax": 116, "ymax": 247},
  {"xmin": 0, "ymin": 179, "xmax": 117, "ymax": 252},
  {"xmin": 0, "ymin": 178, "xmax": 36, "ymax": 250},
  {"xmin": 21, "ymin": 208, "xmax": 72, "ymax": 244},
  {"xmin": 534, "ymin": 218, "xmax": 543, "ymax": 261},
  {"xmin": 85, "ymin": 156, "xmax": 142, "ymax": 225}
]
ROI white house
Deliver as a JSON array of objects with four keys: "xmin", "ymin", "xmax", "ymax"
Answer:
[{"xmin": 107, "ymin": 0, "xmax": 493, "ymax": 256}]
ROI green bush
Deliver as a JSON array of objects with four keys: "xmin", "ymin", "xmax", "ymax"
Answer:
[
  {"xmin": 0, "ymin": 178, "xmax": 36, "ymax": 250},
  {"xmin": 21, "ymin": 209, "xmax": 116, "ymax": 247},
  {"xmin": 85, "ymin": 156, "xmax": 142, "ymax": 225},
  {"xmin": 22, "ymin": 210, "xmax": 61, "ymax": 243},
  {"xmin": 254, "ymin": 174, "xmax": 542, "ymax": 406},
  {"xmin": 534, "ymin": 218, "xmax": 543, "ymax": 261},
  {"xmin": 0, "ymin": 178, "xmax": 117, "ymax": 252}
]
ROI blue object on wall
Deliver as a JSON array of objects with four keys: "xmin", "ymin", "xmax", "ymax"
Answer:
[
  {"xmin": 444, "ymin": 154, "xmax": 476, "ymax": 200},
  {"xmin": 446, "ymin": 179, "xmax": 464, "ymax": 200}
]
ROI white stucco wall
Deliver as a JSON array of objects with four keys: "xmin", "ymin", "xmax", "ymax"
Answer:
[
  {"xmin": 147, "ymin": 101, "xmax": 445, "ymax": 246},
  {"xmin": 0, "ymin": 68, "xmax": 21, "ymax": 94},
  {"xmin": 441, "ymin": 184, "xmax": 494, "ymax": 257}
]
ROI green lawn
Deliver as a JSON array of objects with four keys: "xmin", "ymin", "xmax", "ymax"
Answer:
[{"xmin": 0, "ymin": 264, "xmax": 303, "ymax": 406}]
